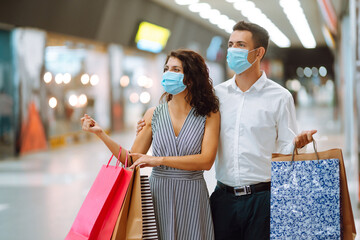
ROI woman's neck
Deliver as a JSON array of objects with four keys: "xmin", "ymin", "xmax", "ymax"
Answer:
[{"xmin": 168, "ymin": 91, "xmax": 192, "ymax": 113}]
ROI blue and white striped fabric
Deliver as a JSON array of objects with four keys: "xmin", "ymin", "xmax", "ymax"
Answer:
[
  {"xmin": 149, "ymin": 103, "xmax": 215, "ymax": 240},
  {"xmin": 140, "ymin": 175, "xmax": 159, "ymax": 239}
]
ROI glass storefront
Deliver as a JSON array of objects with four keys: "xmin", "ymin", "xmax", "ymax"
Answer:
[{"xmin": 43, "ymin": 33, "xmax": 111, "ymax": 147}]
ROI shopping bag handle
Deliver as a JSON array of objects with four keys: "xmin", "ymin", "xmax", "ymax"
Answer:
[
  {"xmin": 107, "ymin": 145, "xmax": 128, "ymax": 168},
  {"xmin": 291, "ymin": 139, "xmax": 319, "ymax": 162}
]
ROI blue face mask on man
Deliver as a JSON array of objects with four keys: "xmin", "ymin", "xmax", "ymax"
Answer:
[
  {"xmin": 161, "ymin": 71, "xmax": 186, "ymax": 95},
  {"xmin": 226, "ymin": 47, "xmax": 258, "ymax": 74}
]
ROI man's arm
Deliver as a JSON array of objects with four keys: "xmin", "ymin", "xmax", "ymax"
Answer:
[{"xmin": 276, "ymin": 93, "xmax": 316, "ymax": 154}]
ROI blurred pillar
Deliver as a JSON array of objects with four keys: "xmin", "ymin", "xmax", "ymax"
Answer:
[
  {"xmin": 340, "ymin": 15, "xmax": 356, "ymax": 156},
  {"xmin": 354, "ymin": 0, "xmax": 360, "ymax": 204},
  {"xmin": 108, "ymin": 44, "xmax": 125, "ymax": 132},
  {"xmin": 0, "ymin": 29, "xmax": 16, "ymax": 159}
]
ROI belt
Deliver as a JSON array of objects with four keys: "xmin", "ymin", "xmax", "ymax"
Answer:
[{"xmin": 217, "ymin": 181, "xmax": 271, "ymax": 196}]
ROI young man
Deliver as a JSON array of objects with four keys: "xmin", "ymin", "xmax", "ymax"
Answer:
[
  {"xmin": 210, "ymin": 21, "xmax": 316, "ymax": 239},
  {"xmin": 137, "ymin": 21, "xmax": 316, "ymax": 239}
]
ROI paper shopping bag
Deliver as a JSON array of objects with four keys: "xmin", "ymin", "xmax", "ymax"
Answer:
[
  {"xmin": 112, "ymin": 166, "xmax": 142, "ymax": 240},
  {"xmin": 270, "ymin": 141, "xmax": 356, "ymax": 240},
  {"xmin": 110, "ymin": 169, "xmax": 135, "ymax": 240},
  {"xmin": 97, "ymin": 166, "xmax": 133, "ymax": 240},
  {"xmin": 112, "ymin": 168, "xmax": 159, "ymax": 240},
  {"xmin": 65, "ymin": 149, "xmax": 132, "ymax": 240},
  {"xmin": 126, "ymin": 167, "xmax": 143, "ymax": 240}
]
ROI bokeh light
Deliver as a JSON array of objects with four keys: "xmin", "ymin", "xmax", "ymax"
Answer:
[
  {"xmin": 140, "ymin": 91, "xmax": 151, "ymax": 104},
  {"xmin": 81, "ymin": 74, "xmax": 90, "ymax": 85},
  {"xmin": 120, "ymin": 75, "xmax": 130, "ymax": 87},
  {"xmin": 44, "ymin": 72, "xmax": 52, "ymax": 83},
  {"xmin": 49, "ymin": 97, "xmax": 57, "ymax": 108}
]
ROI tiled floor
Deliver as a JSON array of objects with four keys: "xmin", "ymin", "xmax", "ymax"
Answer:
[{"xmin": 0, "ymin": 105, "xmax": 359, "ymax": 240}]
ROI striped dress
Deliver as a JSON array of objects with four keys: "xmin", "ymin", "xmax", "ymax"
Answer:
[{"xmin": 150, "ymin": 103, "xmax": 215, "ymax": 240}]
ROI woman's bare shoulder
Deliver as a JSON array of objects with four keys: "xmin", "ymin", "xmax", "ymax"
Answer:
[{"xmin": 143, "ymin": 107, "xmax": 156, "ymax": 125}]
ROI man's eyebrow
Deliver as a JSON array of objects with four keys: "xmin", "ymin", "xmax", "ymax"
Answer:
[{"xmin": 228, "ymin": 40, "xmax": 248, "ymax": 44}]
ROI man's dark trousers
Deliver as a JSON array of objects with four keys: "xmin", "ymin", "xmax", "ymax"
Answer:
[{"xmin": 210, "ymin": 184, "xmax": 270, "ymax": 240}]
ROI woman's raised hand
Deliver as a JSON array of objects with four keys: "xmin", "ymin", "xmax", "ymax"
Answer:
[{"xmin": 81, "ymin": 114, "xmax": 103, "ymax": 134}]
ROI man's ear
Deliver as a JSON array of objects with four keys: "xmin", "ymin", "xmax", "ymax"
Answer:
[
  {"xmin": 257, "ymin": 47, "xmax": 266, "ymax": 60},
  {"xmin": 258, "ymin": 47, "xmax": 265, "ymax": 59}
]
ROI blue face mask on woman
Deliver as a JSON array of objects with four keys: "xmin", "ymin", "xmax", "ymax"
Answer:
[
  {"xmin": 161, "ymin": 71, "xmax": 186, "ymax": 95},
  {"xmin": 226, "ymin": 47, "xmax": 258, "ymax": 74}
]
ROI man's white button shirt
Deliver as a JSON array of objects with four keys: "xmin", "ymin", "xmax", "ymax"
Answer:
[{"xmin": 215, "ymin": 72, "xmax": 298, "ymax": 187}]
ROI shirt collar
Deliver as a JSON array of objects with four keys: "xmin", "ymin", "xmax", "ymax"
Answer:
[{"xmin": 229, "ymin": 71, "xmax": 268, "ymax": 93}]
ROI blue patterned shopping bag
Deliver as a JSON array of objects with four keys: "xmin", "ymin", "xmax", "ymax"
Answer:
[{"xmin": 270, "ymin": 141, "xmax": 344, "ymax": 240}]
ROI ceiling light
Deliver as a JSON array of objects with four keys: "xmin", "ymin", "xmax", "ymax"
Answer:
[
  {"xmin": 189, "ymin": 3, "xmax": 210, "ymax": 13},
  {"xmin": 227, "ymin": 19, "xmax": 236, "ymax": 29},
  {"xmin": 280, "ymin": 0, "xmax": 316, "ymax": 48},
  {"xmin": 175, "ymin": 0, "xmax": 198, "ymax": 5},
  {"xmin": 217, "ymin": 15, "xmax": 230, "ymax": 30},
  {"xmin": 241, "ymin": 7, "xmax": 262, "ymax": 18},
  {"xmin": 209, "ymin": 9, "xmax": 221, "ymax": 24},
  {"xmin": 225, "ymin": 19, "xmax": 236, "ymax": 33},
  {"xmin": 178, "ymin": 1, "xmax": 241, "ymax": 38},
  {"xmin": 232, "ymin": 0, "xmax": 291, "ymax": 48},
  {"xmin": 199, "ymin": 8, "xmax": 216, "ymax": 19},
  {"xmin": 234, "ymin": 0, "xmax": 253, "ymax": 11},
  {"xmin": 225, "ymin": 28, "xmax": 233, "ymax": 34}
]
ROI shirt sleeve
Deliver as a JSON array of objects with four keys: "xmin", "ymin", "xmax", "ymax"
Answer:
[{"xmin": 275, "ymin": 92, "xmax": 299, "ymax": 154}]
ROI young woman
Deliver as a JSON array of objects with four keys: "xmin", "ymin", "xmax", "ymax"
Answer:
[{"xmin": 81, "ymin": 49, "xmax": 220, "ymax": 240}]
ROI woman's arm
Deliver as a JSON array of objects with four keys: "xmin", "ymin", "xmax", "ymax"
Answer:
[
  {"xmin": 130, "ymin": 110, "xmax": 220, "ymax": 171},
  {"xmin": 81, "ymin": 107, "xmax": 155, "ymax": 165}
]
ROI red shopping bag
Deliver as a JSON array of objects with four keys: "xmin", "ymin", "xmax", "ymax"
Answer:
[{"xmin": 65, "ymin": 148, "xmax": 133, "ymax": 240}]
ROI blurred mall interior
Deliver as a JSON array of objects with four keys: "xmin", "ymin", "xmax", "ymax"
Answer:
[{"xmin": 0, "ymin": 0, "xmax": 360, "ymax": 239}]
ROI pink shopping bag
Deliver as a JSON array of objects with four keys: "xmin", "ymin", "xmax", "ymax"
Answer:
[{"xmin": 65, "ymin": 148, "xmax": 133, "ymax": 240}]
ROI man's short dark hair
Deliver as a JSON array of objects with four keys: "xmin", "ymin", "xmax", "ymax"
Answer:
[{"xmin": 233, "ymin": 21, "xmax": 270, "ymax": 57}]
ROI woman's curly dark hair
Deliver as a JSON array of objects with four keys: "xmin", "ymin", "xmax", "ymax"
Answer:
[{"xmin": 161, "ymin": 49, "xmax": 219, "ymax": 116}]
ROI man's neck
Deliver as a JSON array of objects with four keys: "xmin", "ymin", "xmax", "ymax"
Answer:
[{"xmin": 235, "ymin": 65, "xmax": 262, "ymax": 92}]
